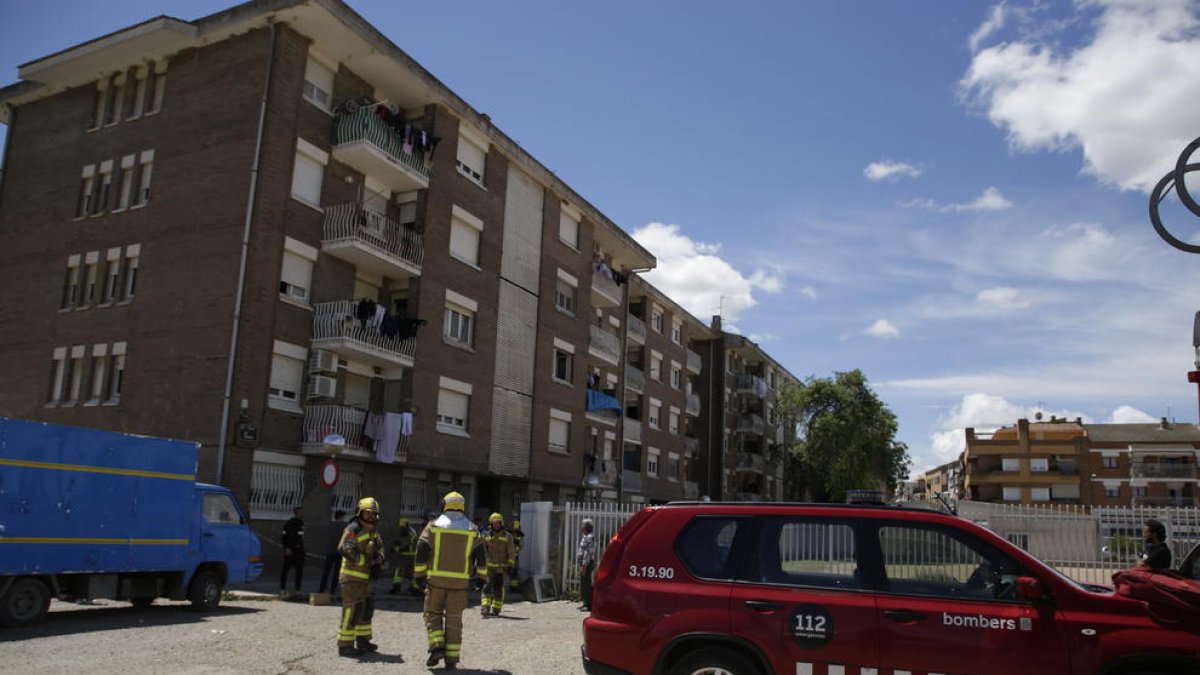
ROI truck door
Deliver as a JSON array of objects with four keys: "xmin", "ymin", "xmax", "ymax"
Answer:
[
  {"xmin": 198, "ymin": 490, "xmax": 253, "ymax": 583},
  {"xmin": 728, "ymin": 516, "xmax": 880, "ymax": 675},
  {"xmin": 867, "ymin": 521, "xmax": 1069, "ymax": 675}
]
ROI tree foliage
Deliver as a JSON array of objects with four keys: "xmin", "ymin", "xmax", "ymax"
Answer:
[{"xmin": 776, "ymin": 369, "xmax": 911, "ymax": 502}]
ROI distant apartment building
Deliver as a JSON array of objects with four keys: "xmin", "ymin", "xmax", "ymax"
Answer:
[
  {"xmin": 963, "ymin": 417, "xmax": 1200, "ymax": 507},
  {"xmin": 917, "ymin": 460, "xmax": 962, "ymax": 502},
  {"xmin": 0, "ymin": 0, "xmax": 800, "ymax": 544}
]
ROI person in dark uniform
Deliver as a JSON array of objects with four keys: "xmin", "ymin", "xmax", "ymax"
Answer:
[
  {"xmin": 280, "ymin": 506, "xmax": 305, "ymax": 595},
  {"xmin": 1140, "ymin": 519, "xmax": 1172, "ymax": 570}
]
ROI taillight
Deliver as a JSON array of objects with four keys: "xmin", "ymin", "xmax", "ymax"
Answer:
[{"xmin": 594, "ymin": 508, "xmax": 655, "ymax": 590}]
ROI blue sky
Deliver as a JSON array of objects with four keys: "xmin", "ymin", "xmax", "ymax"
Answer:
[{"xmin": 4, "ymin": 1, "xmax": 1200, "ymax": 475}]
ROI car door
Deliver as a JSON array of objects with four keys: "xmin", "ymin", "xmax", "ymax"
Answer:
[
  {"xmin": 728, "ymin": 516, "xmax": 880, "ymax": 675},
  {"xmin": 198, "ymin": 490, "xmax": 252, "ymax": 582},
  {"xmin": 867, "ymin": 520, "xmax": 1068, "ymax": 675},
  {"xmin": 1180, "ymin": 542, "xmax": 1200, "ymax": 581}
]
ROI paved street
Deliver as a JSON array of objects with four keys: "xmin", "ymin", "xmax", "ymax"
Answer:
[{"xmin": 0, "ymin": 586, "xmax": 589, "ymax": 674}]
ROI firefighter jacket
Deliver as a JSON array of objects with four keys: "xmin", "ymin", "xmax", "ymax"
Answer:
[
  {"xmin": 509, "ymin": 527, "xmax": 524, "ymax": 556},
  {"xmin": 483, "ymin": 529, "xmax": 516, "ymax": 574},
  {"xmin": 414, "ymin": 511, "xmax": 486, "ymax": 590},
  {"xmin": 338, "ymin": 517, "xmax": 385, "ymax": 583},
  {"xmin": 391, "ymin": 524, "xmax": 417, "ymax": 557}
]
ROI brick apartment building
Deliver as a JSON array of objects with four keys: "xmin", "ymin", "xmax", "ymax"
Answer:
[
  {"xmin": 960, "ymin": 417, "xmax": 1200, "ymax": 507},
  {"xmin": 0, "ymin": 0, "xmax": 798, "ymax": 547}
]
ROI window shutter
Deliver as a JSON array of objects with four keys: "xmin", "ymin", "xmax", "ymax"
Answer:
[
  {"xmin": 549, "ymin": 418, "xmax": 568, "ymax": 447},
  {"xmin": 291, "ymin": 153, "xmax": 324, "ymax": 205},
  {"xmin": 456, "ymin": 136, "xmax": 486, "ymax": 178},
  {"xmin": 449, "ymin": 220, "xmax": 479, "ymax": 265},
  {"xmin": 559, "ymin": 211, "xmax": 579, "ymax": 247},
  {"xmin": 438, "ymin": 389, "xmax": 469, "ymax": 422},
  {"xmin": 270, "ymin": 355, "xmax": 303, "ymax": 396},
  {"xmin": 280, "ymin": 252, "xmax": 312, "ymax": 291},
  {"xmin": 304, "ymin": 57, "xmax": 334, "ymax": 107}
]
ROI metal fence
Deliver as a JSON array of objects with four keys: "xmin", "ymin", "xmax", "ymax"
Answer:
[{"xmin": 558, "ymin": 501, "xmax": 644, "ymax": 597}]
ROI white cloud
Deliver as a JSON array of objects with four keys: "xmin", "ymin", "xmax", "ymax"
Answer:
[
  {"xmin": 632, "ymin": 222, "xmax": 783, "ymax": 323},
  {"xmin": 864, "ymin": 319, "xmax": 900, "ymax": 339},
  {"xmin": 799, "ymin": 286, "xmax": 818, "ymax": 301},
  {"xmin": 1109, "ymin": 405, "xmax": 1157, "ymax": 424},
  {"xmin": 901, "ymin": 186, "xmax": 1014, "ymax": 212},
  {"xmin": 960, "ymin": 0, "xmax": 1200, "ymax": 191},
  {"xmin": 864, "ymin": 160, "xmax": 923, "ymax": 181},
  {"xmin": 969, "ymin": 3, "xmax": 1009, "ymax": 52},
  {"xmin": 976, "ymin": 286, "xmax": 1035, "ymax": 311}
]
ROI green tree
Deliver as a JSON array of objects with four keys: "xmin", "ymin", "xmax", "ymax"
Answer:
[{"xmin": 776, "ymin": 369, "xmax": 912, "ymax": 502}]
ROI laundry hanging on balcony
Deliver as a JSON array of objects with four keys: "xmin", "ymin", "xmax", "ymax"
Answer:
[
  {"xmin": 586, "ymin": 389, "xmax": 621, "ymax": 415},
  {"xmin": 364, "ymin": 411, "xmax": 406, "ymax": 464}
]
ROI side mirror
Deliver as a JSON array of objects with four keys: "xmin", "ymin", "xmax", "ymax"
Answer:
[{"xmin": 1016, "ymin": 576, "xmax": 1044, "ymax": 601}]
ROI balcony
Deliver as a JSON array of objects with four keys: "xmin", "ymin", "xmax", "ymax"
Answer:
[
  {"xmin": 589, "ymin": 325, "xmax": 621, "ymax": 365},
  {"xmin": 585, "ymin": 389, "xmax": 622, "ymax": 416},
  {"xmin": 331, "ymin": 107, "xmax": 431, "ymax": 193},
  {"xmin": 322, "ymin": 203, "xmax": 423, "ymax": 281},
  {"xmin": 685, "ymin": 392, "xmax": 701, "ymax": 417},
  {"xmin": 736, "ymin": 374, "xmax": 769, "ymax": 397},
  {"xmin": 591, "ymin": 268, "xmax": 622, "ymax": 308},
  {"xmin": 312, "ymin": 301, "xmax": 416, "ymax": 370},
  {"xmin": 586, "ymin": 458, "xmax": 619, "ymax": 489},
  {"xmin": 627, "ymin": 314, "xmax": 646, "ymax": 345},
  {"xmin": 1132, "ymin": 463, "xmax": 1197, "ymax": 479},
  {"xmin": 683, "ymin": 481, "xmax": 699, "ymax": 499},
  {"xmin": 622, "ymin": 469, "xmax": 643, "ymax": 493},
  {"xmin": 686, "ymin": 349, "xmax": 702, "ymax": 375},
  {"xmin": 625, "ymin": 364, "xmax": 645, "ymax": 393},
  {"xmin": 623, "ymin": 417, "xmax": 642, "ymax": 443},
  {"xmin": 735, "ymin": 452, "xmax": 766, "ymax": 474},
  {"xmin": 300, "ymin": 404, "xmax": 408, "ymax": 462},
  {"xmin": 737, "ymin": 413, "xmax": 766, "ymax": 436},
  {"xmin": 1133, "ymin": 496, "xmax": 1199, "ymax": 507},
  {"xmin": 685, "ymin": 436, "xmax": 699, "ymax": 457}
]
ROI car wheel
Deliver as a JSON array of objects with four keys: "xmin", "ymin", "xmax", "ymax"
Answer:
[
  {"xmin": 129, "ymin": 595, "xmax": 156, "ymax": 608},
  {"xmin": 187, "ymin": 569, "xmax": 223, "ymax": 612},
  {"xmin": 0, "ymin": 578, "xmax": 52, "ymax": 628},
  {"xmin": 668, "ymin": 647, "xmax": 761, "ymax": 675}
]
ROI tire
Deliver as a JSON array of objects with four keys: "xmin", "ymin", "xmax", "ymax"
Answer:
[
  {"xmin": 187, "ymin": 569, "xmax": 223, "ymax": 612},
  {"xmin": 129, "ymin": 595, "xmax": 155, "ymax": 608},
  {"xmin": 668, "ymin": 647, "xmax": 762, "ymax": 675},
  {"xmin": 0, "ymin": 578, "xmax": 52, "ymax": 628}
]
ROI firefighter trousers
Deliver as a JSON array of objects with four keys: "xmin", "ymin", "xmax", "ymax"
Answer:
[
  {"xmin": 424, "ymin": 584, "xmax": 467, "ymax": 664},
  {"xmin": 337, "ymin": 580, "xmax": 374, "ymax": 646},
  {"xmin": 481, "ymin": 571, "xmax": 506, "ymax": 614},
  {"xmin": 392, "ymin": 553, "xmax": 415, "ymax": 585}
]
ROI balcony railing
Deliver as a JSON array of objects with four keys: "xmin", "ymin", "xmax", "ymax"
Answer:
[
  {"xmin": 623, "ymin": 417, "xmax": 642, "ymax": 443},
  {"xmin": 322, "ymin": 203, "xmax": 423, "ymax": 279},
  {"xmin": 591, "ymin": 270, "xmax": 622, "ymax": 307},
  {"xmin": 622, "ymin": 469, "xmax": 642, "ymax": 493},
  {"xmin": 683, "ymin": 481, "xmax": 699, "ymax": 499},
  {"xmin": 736, "ymin": 374, "xmax": 769, "ymax": 397},
  {"xmin": 627, "ymin": 314, "xmax": 646, "ymax": 344},
  {"xmin": 1132, "ymin": 463, "xmax": 1197, "ymax": 479},
  {"xmin": 625, "ymin": 364, "xmax": 645, "ymax": 393},
  {"xmin": 1133, "ymin": 496, "xmax": 1199, "ymax": 507},
  {"xmin": 589, "ymin": 325, "xmax": 621, "ymax": 364},
  {"xmin": 685, "ymin": 392, "xmax": 701, "ymax": 417},
  {"xmin": 737, "ymin": 413, "xmax": 766, "ymax": 436},
  {"xmin": 312, "ymin": 300, "xmax": 416, "ymax": 368},
  {"xmin": 585, "ymin": 389, "xmax": 622, "ymax": 415},
  {"xmin": 301, "ymin": 404, "xmax": 409, "ymax": 462},
  {"xmin": 735, "ymin": 452, "xmax": 766, "ymax": 473},
  {"xmin": 686, "ymin": 349, "xmax": 702, "ymax": 375},
  {"xmin": 331, "ymin": 106, "xmax": 431, "ymax": 192},
  {"xmin": 685, "ymin": 437, "xmax": 699, "ymax": 457}
]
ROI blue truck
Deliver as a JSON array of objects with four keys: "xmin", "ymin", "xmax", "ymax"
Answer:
[{"xmin": 0, "ymin": 418, "xmax": 262, "ymax": 627}]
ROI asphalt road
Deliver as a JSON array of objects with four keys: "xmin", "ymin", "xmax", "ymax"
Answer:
[{"xmin": 0, "ymin": 588, "xmax": 590, "ymax": 674}]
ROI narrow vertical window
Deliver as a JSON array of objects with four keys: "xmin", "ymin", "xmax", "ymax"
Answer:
[
  {"xmin": 88, "ymin": 345, "xmax": 109, "ymax": 404},
  {"xmin": 102, "ymin": 248, "xmax": 121, "ymax": 303},
  {"xmin": 135, "ymin": 150, "xmax": 154, "ymax": 206},
  {"xmin": 61, "ymin": 255, "xmax": 81, "ymax": 309},
  {"xmin": 129, "ymin": 65, "xmax": 148, "ymax": 119},
  {"xmin": 123, "ymin": 245, "xmax": 140, "ymax": 301},
  {"xmin": 90, "ymin": 78, "xmax": 109, "ymax": 130},
  {"xmin": 77, "ymin": 165, "xmax": 96, "ymax": 217},
  {"xmin": 48, "ymin": 348, "xmax": 67, "ymax": 404},
  {"xmin": 81, "ymin": 252, "xmax": 99, "ymax": 305},
  {"xmin": 96, "ymin": 160, "xmax": 114, "ymax": 214},
  {"xmin": 66, "ymin": 346, "xmax": 85, "ymax": 404},
  {"xmin": 147, "ymin": 60, "xmax": 167, "ymax": 114},
  {"xmin": 107, "ymin": 73, "xmax": 126, "ymax": 126},
  {"xmin": 116, "ymin": 155, "xmax": 135, "ymax": 210},
  {"xmin": 107, "ymin": 343, "xmax": 127, "ymax": 403}
]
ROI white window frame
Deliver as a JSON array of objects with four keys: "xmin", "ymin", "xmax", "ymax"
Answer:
[
  {"xmin": 302, "ymin": 53, "xmax": 335, "ymax": 112},
  {"xmin": 455, "ymin": 125, "xmax": 488, "ymax": 186},
  {"xmin": 1002, "ymin": 486, "xmax": 1021, "ymax": 502},
  {"xmin": 61, "ymin": 255, "xmax": 81, "ymax": 309},
  {"xmin": 134, "ymin": 150, "xmax": 154, "ymax": 207},
  {"xmin": 96, "ymin": 160, "xmax": 113, "ymax": 214},
  {"xmin": 670, "ymin": 362, "xmax": 682, "ymax": 390},
  {"xmin": 106, "ymin": 343, "xmax": 126, "ymax": 404},
  {"xmin": 102, "ymin": 248, "xmax": 121, "ymax": 303},
  {"xmin": 667, "ymin": 452, "xmax": 680, "ymax": 482},
  {"xmin": 122, "ymin": 245, "xmax": 140, "ymax": 301},
  {"xmin": 1030, "ymin": 487, "xmax": 1050, "ymax": 502},
  {"xmin": 549, "ymin": 409, "xmax": 571, "ymax": 455},
  {"xmin": 449, "ymin": 205, "xmax": 483, "ymax": 267},
  {"xmin": 671, "ymin": 319, "xmax": 683, "ymax": 345},
  {"xmin": 651, "ymin": 307, "xmax": 664, "ymax": 333},
  {"xmin": 559, "ymin": 204, "xmax": 580, "ymax": 250},
  {"xmin": 65, "ymin": 345, "xmax": 85, "ymax": 405},
  {"xmin": 556, "ymin": 269, "xmax": 578, "ymax": 315},
  {"xmin": 280, "ymin": 237, "xmax": 317, "ymax": 304},
  {"xmin": 443, "ymin": 290, "xmax": 476, "ymax": 347},
  {"xmin": 646, "ymin": 447, "xmax": 660, "ymax": 478},
  {"xmin": 87, "ymin": 344, "xmax": 109, "ymax": 405},
  {"xmin": 649, "ymin": 400, "xmax": 661, "ymax": 430},
  {"xmin": 669, "ymin": 408, "xmax": 680, "ymax": 435},
  {"xmin": 650, "ymin": 351, "xmax": 663, "ymax": 382},
  {"xmin": 81, "ymin": 251, "xmax": 99, "ymax": 306},
  {"xmin": 1001, "ymin": 457, "xmax": 1020, "ymax": 472},
  {"xmin": 77, "ymin": 165, "xmax": 96, "ymax": 218},
  {"xmin": 290, "ymin": 139, "xmax": 327, "ymax": 209},
  {"xmin": 1030, "ymin": 457, "xmax": 1049, "ymax": 473},
  {"xmin": 115, "ymin": 154, "xmax": 135, "ymax": 211},
  {"xmin": 48, "ymin": 347, "xmax": 67, "ymax": 404},
  {"xmin": 436, "ymin": 377, "xmax": 472, "ymax": 435},
  {"xmin": 128, "ymin": 65, "xmax": 148, "ymax": 120},
  {"xmin": 268, "ymin": 340, "xmax": 307, "ymax": 412}
]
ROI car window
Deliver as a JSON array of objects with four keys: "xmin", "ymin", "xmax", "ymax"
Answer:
[
  {"xmin": 752, "ymin": 518, "xmax": 860, "ymax": 590},
  {"xmin": 202, "ymin": 493, "xmax": 242, "ymax": 525},
  {"xmin": 676, "ymin": 517, "xmax": 740, "ymax": 580},
  {"xmin": 877, "ymin": 524, "xmax": 1022, "ymax": 601}
]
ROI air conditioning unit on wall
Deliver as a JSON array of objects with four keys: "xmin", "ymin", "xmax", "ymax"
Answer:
[
  {"xmin": 309, "ymin": 349, "xmax": 337, "ymax": 373},
  {"xmin": 307, "ymin": 375, "xmax": 337, "ymax": 399}
]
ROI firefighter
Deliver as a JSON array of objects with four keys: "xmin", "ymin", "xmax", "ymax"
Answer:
[
  {"xmin": 507, "ymin": 518, "xmax": 524, "ymax": 591},
  {"xmin": 414, "ymin": 491, "xmax": 486, "ymax": 670},
  {"xmin": 480, "ymin": 513, "xmax": 516, "ymax": 618},
  {"xmin": 389, "ymin": 516, "xmax": 418, "ymax": 594},
  {"xmin": 335, "ymin": 497, "xmax": 386, "ymax": 658}
]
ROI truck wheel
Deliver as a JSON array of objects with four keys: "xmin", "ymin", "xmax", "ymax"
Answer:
[
  {"xmin": 187, "ymin": 570, "xmax": 223, "ymax": 612},
  {"xmin": 0, "ymin": 578, "xmax": 52, "ymax": 628},
  {"xmin": 668, "ymin": 647, "xmax": 761, "ymax": 675},
  {"xmin": 129, "ymin": 595, "xmax": 155, "ymax": 608}
]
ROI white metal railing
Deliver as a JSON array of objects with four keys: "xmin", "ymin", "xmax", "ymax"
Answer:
[
  {"xmin": 1131, "ymin": 463, "xmax": 1197, "ymax": 479},
  {"xmin": 627, "ymin": 314, "xmax": 646, "ymax": 343},
  {"xmin": 323, "ymin": 203, "xmax": 424, "ymax": 269},
  {"xmin": 591, "ymin": 273, "xmax": 622, "ymax": 304},
  {"xmin": 560, "ymin": 501, "xmax": 644, "ymax": 597},
  {"xmin": 302, "ymin": 404, "xmax": 410, "ymax": 462},
  {"xmin": 331, "ymin": 472, "xmax": 362, "ymax": 516},
  {"xmin": 249, "ymin": 462, "xmax": 304, "ymax": 520},
  {"xmin": 400, "ymin": 477, "xmax": 426, "ymax": 516},
  {"xmin": 686, "ymin": 349, "xmax": 702, "ymax": 374},
  {"xmin": 685, "ymin": 392, "xmax": 701, "ymax": 416},
  {"xmin": 625, "ymin": 364, "xmax": 645, "ymax": 392},
  {"xmin": 312, "ymin": 300, "xmax": 417, "ymax": 361},
  {"xmin": 589, "ymin": 325, "xmax": 621, "ymax": 362}
]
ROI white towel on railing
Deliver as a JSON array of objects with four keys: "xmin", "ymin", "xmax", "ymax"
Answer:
[
  {"xmin": 400, "ymin": 412, "xmax": 413, "ymax": 436},
  {"xmin": 375, "ymin": 412, "xmax": 404, "ymax": 463}
]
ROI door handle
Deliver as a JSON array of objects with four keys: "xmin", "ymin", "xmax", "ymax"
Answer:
[
  {"xmin": 744, "ymin": 600, "xmax": 783, "ymax": 612},
  {"xmin": 884, "ymin": 610, "xmax": 928, "ymax": 623}
]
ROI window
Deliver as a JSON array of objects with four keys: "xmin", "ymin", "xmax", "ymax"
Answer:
[
  {"xmin": 102, "ymin": 248, "xmax": 121, "ymax": 303},
  {"xmin": 331, "ymin": 472, "xmax": 363, "ymax": 516},
  {"xmin": 1030, "ymin": 458, "xmax": 1049, "ymax": 472},
  {"xmin": 129, "ymin": 66, "xmax": 148, "ymax": 119},
  {"xmin": 268, "ymin": 341, "xmax": 306, "ymax": 411},
  {"xmin": 96, "ymin": 160, "xmax": 113, "ymax": 213},
  {"xmin": 677, "ymin": 517, "xmax": 739, "ymax": 580},
  {"xmin": 77, "ymin": 165, "xmax": 95, "ymax": 217},
  {"xmin": 290, "ymin": 139, "xmax": 327, "ymax": 208},
  {"xmin": 671, "ymin": 319, "xmax": 682, "ymax": 345},
  {"xmin": 66, "ymin": 346, "xmax": 85, "ymax": 404},
  {"xmin": 47, "ymin": 348, "xmax": 66, "ymax": 404},
  {"xmin": 669, "ymin": 409, "xmax": 680, "ymax": 435},
  {"xmin": 559, "ymin": 207, "xmax": 580, "ymax": 249},
  {"xmin": 1002, "ymin": 486, "xmax": 1021, "ymax": 501},
  {"xmin": 1006, "ymin": 533, "xmax": 1030, "ymax": 550},
  {"xmin": 1133, "ymin": 486, "xmax": 1148, "ymax": 498},
  {"xmin": 107, "ymin": 73, "xmax": 126, "ymax": 126},
  {"xmin": 877, "ymin": 524, "xmax": 1023, "ymax": 600},
  {"xmin": 134, "ymin": 150, "xmax": 154, "ymax": 206},
  {"xmin": 279, "ymin": 238, "xmax": 316, "ymax": 303},
  {"xmin": 1104, "ymin": 485, "xmax": 1120, "ymax": 499},
  {"xmin": 90, "ymin": 79, "xmax": 108, "ymax": 129},
  {"xmin": 553, "ymin": 348, "xmax": 573, "ymax": 383},
  {"xmin": 670, "ymin": 365, "xmax": 682, "ymax": 390},
  {"xmin": 249, "ymin": 461, "xmax": 303, "ymax": 520},
  {"xmin": 556, "ymin": 278, "xmax": 576, "ymax": 314},
  {"xmin": 1102, "ymin": 456, "xmax": 1119, "ymax": 469},
  {"xmin": 362, "ymin": 179, "xmax": 389, "ymax": 217},
  {"xmin": 147, "ymin": 60, "xmax": 167, "ymax": 114},
  {"xmin": 449, "ymin": 205, "xmax": 483, "ymax": 266},
  {"xmin": 87, "ymin": 346, "xmax": 108, "ymax": 404},
  {"xmin": 750, "ymin": 519, "xmax": 858, "ymax": 589},
  {"xmin": 549, "ymin": 412, "xmax": 570, "ymax": 454},
  {"xmin": 437, "ymin": 377, "xmax": 472, "ymax": 433},
  {"xmin": 123, "ymin": 246, "xmax": 140, "ymax": 300},
  {"xmin": 649, "ymin": 401, "xmax": 661, "ymax": 429},
  {"xmin": 61, "ymin": 256, "xmax": 80, "ymax": 309},
  {"xmin": 455, "ymin": 126, "xmax": 487, "ymax": 185},
  {"xmin": 1031, "ymin": 487, "xmax": 1050, "ymax": 502},
  {"xmin": 116, "ymin": 155, "xmax": 135, "ymax": 210},
  {"xmin": 302, "ymin": 55, "xmax": 334, "ymax": 111},
  {"xmin": 646, "ymin": 449, "xmax": 660, "ymax": 478},
  {"xmin": 444, "ymin": 304, "xmax": 474, "ymax": 346},
  {"xmin": 106, "ymin": 345, "xmax": 126, "ymax": 403},
  {"xmin": 1001, "ymin": 457, "xmax": 1020, "ymax": 472},
  {"xmin": 667, "ymin": 453, "xmax": 680, "ymax": 481},
  {"xmin": 343, "ymin": 373, "xmax": 371, "ymax": 409},
  {"xmin": 202, "ymin": 493, "xmax": 243, "ymax": 525},
  {"xmin": 81, "ymin": 254, "xmax": 99, "ymax": 305},
  {"xmin": 650, "ymin": 352, "xmax": 662, "ymax": 381},
  {"xmin": 651, "ymin": 308, "xmax": 664, "ymax": 333}
]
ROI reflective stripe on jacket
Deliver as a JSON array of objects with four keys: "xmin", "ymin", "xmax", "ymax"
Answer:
[
  {"xmin": 483, "ymin": 531, "xmax": 516, "ymax": 570},
  {"xmin": 339, "ymin": 519, "xmax": 383, "ymax": 581},
  {"xmin": 414, "ymin": 512, "xmax": 487, "ymax": 590}
]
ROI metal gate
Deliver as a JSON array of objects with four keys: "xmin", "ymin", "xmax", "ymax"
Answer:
[{"xmin": 558, "ymin": 501, "xmax": 644, "ymax": 597}]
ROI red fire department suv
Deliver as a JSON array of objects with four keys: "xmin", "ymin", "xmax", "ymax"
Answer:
[{"xmin": 581, "ymin": 503, "xmax": 1200, "ymax": 675}]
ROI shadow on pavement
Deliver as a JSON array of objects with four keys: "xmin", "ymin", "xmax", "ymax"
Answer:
[{"xmin": 0, "ymin": 603, "xmax": 264, "ymax": 642}]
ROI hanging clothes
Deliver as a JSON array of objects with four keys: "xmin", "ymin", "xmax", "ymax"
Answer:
[
  {"xmin": 379, "ymin": 312, "xmax": 400, "ymax": 338},
  {"xmin": 356, "ymin": 299, "xmax": 377, "ymax": 330},
  {"xmin": 400, "ymin": 412, "xmax": 413, "ymax": 436},
  {"xmin": 370, "ymin": 304, "xmax": 386, "ymax": 330},
  {"xmin": 375, "ymin": 412, "xmax": 404, "ymax": 463},
  {"xmin": 362, "ymin": 412, "xmax": 384, "ymax": 446}
]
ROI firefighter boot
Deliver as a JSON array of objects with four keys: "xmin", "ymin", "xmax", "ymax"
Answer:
[
  {"xmin": 355, "ymin": 638, "xmax": 378, "ymax": 653},
  {"xmin": 338, "ymin": 645, "xmax": 363, "ymax": 658}
]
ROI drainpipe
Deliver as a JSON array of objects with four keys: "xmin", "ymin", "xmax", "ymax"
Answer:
[{"xmin": 216, "ymin": 21, "xmax": 278, "ymax": 485}]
